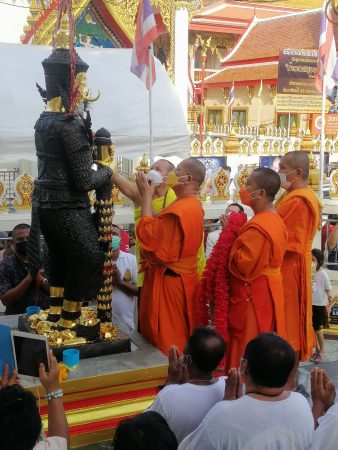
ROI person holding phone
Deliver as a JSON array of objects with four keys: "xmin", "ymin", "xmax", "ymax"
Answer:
[{"xmin": 0, "ymin": 351, "xmax": 69, "ymax": 450}]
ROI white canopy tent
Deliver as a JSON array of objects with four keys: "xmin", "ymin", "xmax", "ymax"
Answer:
[{"xmin": 0, "ymin": 43, "xmax": 189, "ymax": 162}]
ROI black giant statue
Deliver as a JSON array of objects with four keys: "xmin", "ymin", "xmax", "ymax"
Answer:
[{"xmin": 29, "ymin": 17, "xmax": 113, "ymax": 330}]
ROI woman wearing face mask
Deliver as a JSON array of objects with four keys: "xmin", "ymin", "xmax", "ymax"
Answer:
[
  {"xmin": 0, "ymin": 224, "xmax": 50, "ymax": 315},
  {"xmin": 225, "ymin": 167, "xmax": 288, "ymax": 372},
  {"xmin": 275, "ymin": 151, "xmax": 321, "ymax": 390}
]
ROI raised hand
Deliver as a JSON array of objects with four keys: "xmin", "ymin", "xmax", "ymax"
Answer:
[
  {"xmin": 311, "ymin": 367, "xmax": 336, "ymax": 428},
  {"xmin": 167, "ymin": 345, "xmax": 188, "ymax": 385},
  {"xmin": 1, "ymin": 364, "xmax": 20, "ymax": 389},
  {"xmin": 224, "ymin": 368, "xmax": 242, "ymax": 400},
  {"xmin": 39, "ymin": 350, "xmax": 60, "ymax": 394},
  {"xmin": 135, "ymin": 171, "xmax": 155, "ymax": 198}
]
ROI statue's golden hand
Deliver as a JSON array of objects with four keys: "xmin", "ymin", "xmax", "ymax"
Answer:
[{"xmin": 96, "ymin": 158, "xmax": 117, "ymax": 174}]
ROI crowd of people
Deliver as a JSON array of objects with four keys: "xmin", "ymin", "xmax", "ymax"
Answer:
[
  {"xmin": 1, "ymin": 331, "xmax": 338, "ymax": 449},
  {"xmin": 1, "ymin": 151, "xmax": 338, "ymax": 449}
]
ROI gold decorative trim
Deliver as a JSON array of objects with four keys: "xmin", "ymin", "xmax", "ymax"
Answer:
[
  {"xmin": 41, "ymin": 396, "xmax": 155, "ymax": 429},
  {"xmin": 58, "ymin": 318, "xmax": 78, "ymax": 329},
  {"xmin": 49, "ymin": 306, "xmax": 62, "ymax": 315},
  {"xmin": 50, "ymin": 286, "xmax": 64, "ymax": 297},
  {"xmin": 29, "ymin": 365, "xmax": 167, "ymax": 400},
  {"xmin": 63, "ymin": 300, "xmax": 83, "ymax": 313}
]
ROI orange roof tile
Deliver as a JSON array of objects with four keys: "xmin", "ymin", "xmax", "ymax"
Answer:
[
  {"xmin": 201, "ymin": 62, "xmax": 278, "ymax": 85},
  {"xmin": 221, "ymin": 8, "xmax": 321, "ymax": 63}
]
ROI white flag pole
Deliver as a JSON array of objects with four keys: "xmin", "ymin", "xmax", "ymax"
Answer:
[
  {"xmin": 319, "ymin": 74, "xmax": 326, "ymax": 200},
  {"xmin": 148, "ymin": 44, "xmax": 154, "ymax": 165}
]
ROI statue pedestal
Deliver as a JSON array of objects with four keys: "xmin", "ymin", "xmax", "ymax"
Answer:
[{"xmin": 18, "ymin": 314, "xmax": 131, "ymax": 361}]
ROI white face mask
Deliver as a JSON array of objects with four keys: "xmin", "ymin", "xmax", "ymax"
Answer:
[
  {"xmin": 279, "ymin": 169, "xmax": 297, "ymax": 189},
  {"xmin": 146, "ymin": 169, "xmax": 163, "ymax": 186}
]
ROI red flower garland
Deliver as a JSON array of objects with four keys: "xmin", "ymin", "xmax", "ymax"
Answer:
[{"xmin": 197, "ymin": 212, "xmax": 247, "ymax": 344}]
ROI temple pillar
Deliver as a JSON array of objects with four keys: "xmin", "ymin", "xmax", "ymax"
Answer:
[{"xmin": 173, "ymin": 2, "xmax": 189, "ymax": 119}]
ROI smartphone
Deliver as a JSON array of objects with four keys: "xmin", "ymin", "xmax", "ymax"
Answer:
[{"xmin": 11, "ymin": 330, "xmax": 49, "ymax": 378}]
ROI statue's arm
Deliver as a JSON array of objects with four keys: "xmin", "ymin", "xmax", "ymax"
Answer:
[
  {"xmin": 70, "ymin": 147, "xmax": 112, "ymax": 192},
  {"xmin": 63, "ymin": 119, "xmax": 112, "ymax": 192}
]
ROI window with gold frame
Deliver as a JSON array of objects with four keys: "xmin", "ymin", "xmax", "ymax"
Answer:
[
  {"xmin": 231, "ymin": 107, "xmax": 248, "ymax": 127},
  {"xmin": 205, "ymin": 106, "xmax": 224, "ymax": 126},
  {"xmin": 277, "ymin": 113, "xmax": 300, "ymax": 129}
]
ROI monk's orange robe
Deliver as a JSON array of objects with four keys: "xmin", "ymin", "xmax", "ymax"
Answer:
[
  {"xmin": 226, "ymin": 211, "xmax": 288, "ymax": 370},
  {"xmin": 136, "ymin": 196, "xmax": 204, "ymax": 354},
  {"xmin": 276, "ymin": 188, "xmax": 320, "ymax": 361}
]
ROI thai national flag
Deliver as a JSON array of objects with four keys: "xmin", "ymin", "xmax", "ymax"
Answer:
[
  {"xmin": 228, "ymin": 82, "xmax": 235, "ymax": 107},
  {"xmin": 315, "ymin": 0, "xmax": 338, "ymax": 93},
  {"xmin": 130, "ymin": 0, "xmax": 159, "ymax": 89}
]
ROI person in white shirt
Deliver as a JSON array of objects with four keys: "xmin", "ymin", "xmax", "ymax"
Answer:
[
  {"xmin": 179, "ymin": 333, "xmax": 314, "ymax": 450},
  {"xmin": 310, "ymin": 367, "xmax": 337, "ymax": 450},
  {"xmin": 0, "ymin": 351, "xmax": 69, "ymax": 450},
  {"xmin": 205, "ymin": 203, "xmax": 243, "ymax": 259},
  {"xmin": 311, "ymin": 249, "xmax": 332, "ymax": 364},
  {"xmin": 111, "ymin": 227, "xmax": 138, "ymax": 329},
  {"xmin": 148, "ymin": 327, "xmax": 226, "ymax": 444}
]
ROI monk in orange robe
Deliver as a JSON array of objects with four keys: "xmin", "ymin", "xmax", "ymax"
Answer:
[
  {"xmin": 226, "ymin": 168, "xmax": 288, "ymax": 370},
  {"xmin": 276, "ymin": 151, "xmax": 320, "ymax": 386},
  {"xmin": 135, "ymin": 158, "xmax": 206, "ymax": 354}
]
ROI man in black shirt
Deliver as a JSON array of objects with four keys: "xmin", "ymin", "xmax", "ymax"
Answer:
[{"xmin": 0, "ymin": 224, "xmax": 49, "ymax": 315}]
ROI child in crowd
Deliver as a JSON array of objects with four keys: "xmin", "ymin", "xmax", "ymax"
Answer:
[{"xmin": 311, "ymin": 249, "xmax": 332, "ymax": 364}]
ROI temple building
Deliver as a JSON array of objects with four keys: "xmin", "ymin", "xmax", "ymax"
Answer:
[{"xmin": 21, "ymin": 0, "xmax": 323, "ymax": 124}]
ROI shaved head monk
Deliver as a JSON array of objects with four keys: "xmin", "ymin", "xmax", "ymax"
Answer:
[
  {"xmin": 226, "ymin": 167, "xmax": 288, "ymax": 370},
  {"xmin": 276, "ymin": 151, "xmax": 321, "ymax": 388},
  {"xmin": 135, "ymin": 158, "xmax": 206, "ymax": 354},
  {"xmin": 113, "ymin": 159, "xmax": 176, "ymax": 287}
]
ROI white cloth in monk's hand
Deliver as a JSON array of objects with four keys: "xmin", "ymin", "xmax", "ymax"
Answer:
[
  {"xmin": 179, "ymin": 392, "xmax": 313, "ymax": 450},
  {"xmin": 205, "ymin": 229, "xmax": 221, "ymax": 259},
  {"xmin": 148, "ymin": 377, "xmax": 226, "ymax": 444},
  {"xmin": 310, "ymin": 402, "xmax": 338, "ymax": 450},
  {"xmin": 112, "ymin": 251, "xmax": 138, "ymax": 329},
  {"xmin": 34, "ymin": 437, "xmax": 67, "ymax": 450}
]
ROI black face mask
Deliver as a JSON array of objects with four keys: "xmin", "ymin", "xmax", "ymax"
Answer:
[{"xmin": 15, "ymin": 241, "xmax": 27, "ymax": 257}]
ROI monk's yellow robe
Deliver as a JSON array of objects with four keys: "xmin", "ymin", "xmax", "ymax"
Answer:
[
  {"xmin": 276, "ymin": 188, "xmax": 321, "ymax": 361},
  {"xmin": 226, "ymin": 211, "xmax": 288, "ymax": 370},
  {"xmin": 134, "ymin": 188, "xmax": 205, "ymax": 287},
  {"xmin": 136, "ymin": 196, "xmax": 204, "ymax": 354}
]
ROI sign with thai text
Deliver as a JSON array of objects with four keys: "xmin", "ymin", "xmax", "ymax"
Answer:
[{"xmin": 277, "ymin": 49, "xmax": 325, "ymax": 112}]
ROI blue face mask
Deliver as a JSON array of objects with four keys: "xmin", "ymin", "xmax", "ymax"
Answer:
[{"xmin": 112, "ymin": 235, "xmax": 121, "ymax": 251}]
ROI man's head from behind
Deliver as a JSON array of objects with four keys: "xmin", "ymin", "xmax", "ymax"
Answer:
[
  {"xmin": 184, "ymin": 327, "xmax": 226, "ymax": 374},
  {"xmin": 241, "ymin": 168, "xmax": 280, "ymax": 212},
  {"xmin": 169, "ymin": 158, "xmax": 206, "ymax": 197},
  {"xmin": 112, "ymin": 411, "xmax": 178, "ymax": 450},
  {"xmin": 0, "ymin": 385, "xmax": 42, "ymax": 450},
  {"xmin": 279, "ymin": 151, "xmax": 309, "ymax": 191},
  {"xmin": 242, "ymin": 333, "xmax": 295, "ymax": 388}
]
